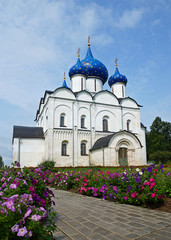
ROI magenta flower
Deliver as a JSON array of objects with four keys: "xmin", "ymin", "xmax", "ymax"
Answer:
[
  {"xmin": 131, "ymin": 192, "xmax": 137, "ymax": 198},
  {"xmin": 124, "ymin": 196, "xmax": 128, "ymax": 200},
  {"xmin": 17, "ymin": 227, "xmax": 28, "ymax": 236},
  {"xmin": 151, "ymin": 193, "xmax": 155, "ymax": 198},
  {"xmin": 29, "ymin": 185, "xmax": 35, "ymax": 192}
]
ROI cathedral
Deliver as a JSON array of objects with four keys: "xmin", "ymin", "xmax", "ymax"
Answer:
[{"xmin": 13, "ymin": 39, "xmax": 147, "ymax": 167}]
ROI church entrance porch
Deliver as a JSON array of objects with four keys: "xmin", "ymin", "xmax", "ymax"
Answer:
[{"xmin": 119, "ymin": 147, "xmax": 128, "ymax": 166}]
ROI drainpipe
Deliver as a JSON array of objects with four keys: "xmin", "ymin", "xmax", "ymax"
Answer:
[
  {"xmin": 72, "ymin": 100, "xmax": 76, "ymax": 167},
  {"xmin": 121, "ymin": 106, "xmax": 123, "ymax": 130},
  {"xmin": 89, "ymin": 103, "xmax": 94, "ymax": 167},
  {"xmin": 18, "ymin": 138, "xmax": 21, "ymax": 165},
  {"xmin": 90, "ymin": 103, "xmax": 94, "ymax": 148},
  {"xmin": 102, "ymin": 147, "xmax": 104, "ymax": 166}
]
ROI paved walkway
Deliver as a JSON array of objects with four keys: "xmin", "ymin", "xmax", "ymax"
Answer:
[{"xmin": 52, "ymin": 189, "xmax": 171, "ymax": 240}]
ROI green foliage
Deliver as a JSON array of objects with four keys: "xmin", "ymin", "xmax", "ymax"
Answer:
[
  {"xmin": 0, "ymin": 155, "xmax": 4, "ymax": 168},
  {"xmin": 37, "ymin": 160, "xmax": 55, "ymax": 171},
  {"xmin": 146, "ymin": 117, "xmax": 171, "ymax": 163}
]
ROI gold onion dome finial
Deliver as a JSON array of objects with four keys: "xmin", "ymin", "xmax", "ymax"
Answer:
[
  {"xmin": 115, "ymin": 57, "xmax": 118, "ymax": 67},
  {"xmin": 88, "ymin": 35, "xmax": 90, "ymax": 46},
  {"xmin": 78, "ymin": 48, "xmax": 80, "ymax": 58}
]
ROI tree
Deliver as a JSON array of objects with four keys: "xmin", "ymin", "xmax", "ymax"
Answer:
[
  {"xmin": 0, "ymin": 156, "xmax": 4, "ymax": 168},
  {"xmin": 146, "ymin": 117, "xmax": 171, "ymax": 163}
]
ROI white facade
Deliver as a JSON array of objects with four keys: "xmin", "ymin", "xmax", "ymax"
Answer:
[{"xmin": 13, "ymin": 43, "xmax": 147, "ymax": 167}]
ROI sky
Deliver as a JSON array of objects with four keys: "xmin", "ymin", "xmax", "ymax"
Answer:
[{"xmin": 0, "ymin": 0, "xmax": 171, "ymax": 166}]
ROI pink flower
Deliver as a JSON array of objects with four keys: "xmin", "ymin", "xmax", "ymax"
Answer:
[
  {"xmin": 31, "ymin": 214, "xmax": 41, "ymax": 221},
  {"xmin": 2, "ymin": 200, "xmax": 15, "ymax": 212},
  {"xmin": 24, "ymin": 208, "xmax": 32, "ymax": 218},
  {"xmin": 154, "ymin": 168, "xmax": 158, "ymax": 172},
  {"xmin": 151, "ymin": 193, "xmax": 155, "ymax": 198},
  {"xmin": 149, "ymin": 178, "xmax": 155, "ymax": 182},
  {"xmin": 9, "ymin": 184, "xmax": 17, "ymax": 189},
  {"xmin": 131, "ymin": 192, "xmax": 137, "ymax": 198},
  {"xmin": 158, "ymin": 195, "xmax": 163, "ymax": 199},
  {"xmin": 124, "ymin": 196, "xmax": 128, "ymax": 200},
  {"xmin": 11, "ymin": 224, "xmax": 19, "ymax": 232},
  {"xmin": 17, "ymin": 227, "xmax": 28, "ymax": 236},
  {"xmin": 113, "ymin": 186, "xmax": 117, "ymax": 192},
  {"xmin": 96, "ymin": 178, "xmax": 99, "ymax": 181},
  {"xmin": 84, "ymin": 183, "xmax": 87, "ymax": 186},
  {"xmin": 88, "ymin": 187, "xmax": 91, "ymax": 190}
]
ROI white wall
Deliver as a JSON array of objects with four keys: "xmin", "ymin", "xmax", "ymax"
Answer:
[
  {"xmin": 111, "ymin": 82, "xmax": 125, "ymax": 98},
  {"xmin": 13, "ymin": 138, "xmax": 45, "ymax": 167},
  {"xmin": 86, "ymin": 78, "xmax": 103, "ymax": 93},
  {"xmin": 71, "ymin": 75, "xmax": 86, "ymax": 92}
]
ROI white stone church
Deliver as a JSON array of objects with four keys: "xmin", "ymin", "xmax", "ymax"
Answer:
[{"xmin": 13, "ymin": 40, "xmax": 147, "ymax": 167}]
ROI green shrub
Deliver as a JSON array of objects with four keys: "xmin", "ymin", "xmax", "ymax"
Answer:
[
  {"xmin": 149, "ymin": 151, "xmax": 171, "ymax": 164},
  {"xmin": 37, "ymin": 160, "xmax": 55, "ymax": 171}
]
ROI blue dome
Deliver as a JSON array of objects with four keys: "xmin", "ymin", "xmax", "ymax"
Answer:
[
  {"xmin": 69, "ymin": 57, "xmax": 88, "ymax": 78},
  {"xmin": 81, "ymin": 46, "xmax": 108, "ymax": 84},
  {"xmin": 108, "ymin": 66, "xmax": 127, "ymax": 87}
]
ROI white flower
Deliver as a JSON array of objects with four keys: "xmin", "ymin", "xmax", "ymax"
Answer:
[
  {"xmin": 136, "ymin": 168, "xmax": 140, "ymax": 172},
  {"xmin": 139, "ymin": 171, "xmax": 143, "ymax": 175}
]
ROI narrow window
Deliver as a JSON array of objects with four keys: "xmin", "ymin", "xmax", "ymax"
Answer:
[
  {"xmin": 81, "ymin": 142, "xmax": 86, "ymax": 155},
  {"xmin": 60, "ymin": 114, "xmax": 65, "ymax": 127},
  {"xmin": 81, "ymin": 117, "xmax": 85, "ymax": 128},
  {"xmin": 122, "ymin": 86, "xmax": 124, "ymax": 97},
  {"xmin": 103, "ymin": 118, "xmax": 108, "ymax": 132},
  {"xmin": 61, "ymin": 142, "xmax": 67, "ymax": 156},
  {"xmin": 94, "ymin": 79, "xmax": 96, "ymax": 91},
  {"xmin": 112, "ymin": 87, "xmax": 114, "ymax": 94},
  {"xmin": 127, "ymin": 120, "xmax": 131, "ymax": 131},
  {"xmin": 81, "ymin": 78, "xmax": 83, "ymax": 91}
]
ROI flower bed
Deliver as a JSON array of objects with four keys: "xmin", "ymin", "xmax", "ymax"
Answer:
[
  {"xmin": 0, "ymin": 163, "xmax": 56, "ymax": 240},
  {"xmin": 51, "ymin": 164, "xmax": 171, "ymax": 208}
]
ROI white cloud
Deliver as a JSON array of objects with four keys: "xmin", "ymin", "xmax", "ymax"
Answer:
[{"xmin": 117, "ymin": 8, "xmax": 144, "ymax": 28}]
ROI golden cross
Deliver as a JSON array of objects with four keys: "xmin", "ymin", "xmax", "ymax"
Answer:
[
  {"xmin": 88, "ymin": 36, "xmax": 90, "ymax": 46},
  {"xmin": 115, "ymin": 58, "xmax": 118, "ymax": 66},
  {"xmin": 78, "ymin": 48, "xmax": 80, "ymax": 57},
  {"xmin": 64, "ymin": 72, "xmax": 66, "ymax": 80}
]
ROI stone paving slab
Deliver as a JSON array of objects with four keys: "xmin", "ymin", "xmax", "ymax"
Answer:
[{"xmin": 52, "ymin": 189, "xmax": 171, "ymax": 240}]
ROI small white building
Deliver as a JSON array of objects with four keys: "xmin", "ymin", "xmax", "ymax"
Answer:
[{"xmin": 13, "ymin": 40, "xmax": 147, "ymax": 167}]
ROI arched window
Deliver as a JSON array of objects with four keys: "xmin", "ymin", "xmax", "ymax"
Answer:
[
  {"xmin": 94, "ymin": 79, "xmax": 96, "ymax": 91},
  {"xmin": 81, "ymin": 115, "xmax": 86, "ymax": 128},
  {"xmin": 60, "ymin": 113, "xmax": 65, "ymax": 127},
  {"xmin": 127, "ymin": 120, "xmax": 131, "ymax": 131},
  {"xmin": 103, "ymin": 118, "xmax": 108, "ymax": 132},
  {"xmin": 61, "ymin": 141, "xmax": 67, "ymax": 156},
  {"xmin": 81, "ymin": 142, "xmax": 86, "ymax": 155}
]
